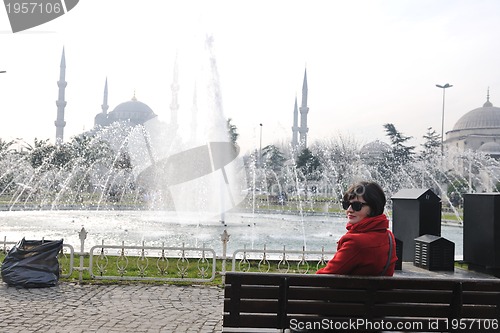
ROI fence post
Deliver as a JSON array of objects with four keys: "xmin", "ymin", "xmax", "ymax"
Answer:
[
  {"xmin": 220, "ymin": 229, "xmax": 230, "ymax": 285},
  {"xmin": 78, "ymin": 227, "xmax": 87, "ymax": 283}
]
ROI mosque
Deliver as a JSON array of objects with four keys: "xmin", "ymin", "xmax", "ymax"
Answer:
[
  {"xmin": 54, "ymin": 48, "xmax": 500, "ymax": 163},
  {"xmin": 446, "ymin": 90, "xmax": 500, "ymax": 158},
  {"xmin": 54, "ymin": 47, "xmax": 312, "ymax": 156},
  {"xmin": 54, "ymin": 48, "xmax": 179, "ymax": 146},
  {"xmin": 359, "ymin": 91, "xmax": 500, "ymax": 164}
]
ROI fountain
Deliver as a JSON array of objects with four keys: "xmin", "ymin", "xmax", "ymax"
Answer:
[
  {"xmin": 3, "ymin": 36, "xmax": 499, "ymax": 263},
  {"xmin": 1, "ymin": 134, "xmax": 474, "ymax": 258}
]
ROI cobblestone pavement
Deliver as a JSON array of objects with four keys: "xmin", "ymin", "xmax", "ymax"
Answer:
[{"xmin": 0, "ymin": 282, "xmax": 224, "ymax": 333}]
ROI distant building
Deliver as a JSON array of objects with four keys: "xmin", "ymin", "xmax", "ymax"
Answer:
[
  {"xmin": 446, "ymin": 91, "xmax": 500, "ymax": 154},
  {"xmin": 94, "ymin": 91, "xmax": 157, "ymax": 128},
  {"xmin": 478, "ymin": 141, "xmax": 500, "ymax": 158},
  {"xmin": 54, "ymin": 48, "xmax": 67, "ymax": 145},
  {"xmin": 446, "ymin": 91, "xmax": 500, "ymax": 191},
  {"xmin": 360, "ymin": 140, "xmax": 391, "ymax": 164},
  {"xmin": 54, "ymin": 48, "xmax": 182, "ymax": 143},
  {"xmin": 291, "ymin": 69, "xmax": 309, "ymax": 150}
]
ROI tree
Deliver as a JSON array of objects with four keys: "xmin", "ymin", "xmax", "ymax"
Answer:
[
  {"xmin": 447, "ymin": 178, "xmax": 470, "ymax": 207},
  {"xmin": 383, "ymin": 123, "xmax": 415, "ymax": 165},
  {"xmin": 227, "ymin": 118, "xmax": 239, "ymax": 144},
  {"xmin": 0, "ymin": 138, "xmax": 14, "ymax": 159},
  {"xmin": 296, "ymin": 148, "xmax": 320, "ymax": 181},
  {"xmin": 114, "ymin": 151, "xmax": 132, "ymax": 170},
  {"xmin": 420, "ymin": 127, "xmax": 441, "ymax": 160},
  {"xmin": 28, "ymin": 138, "xmax": 56, "ymax": 170},
  {"xmin": 261, "ymin": 145, "xmax": 285, "ymax": 172},
  {"xmin": 260, "ymin": 145, "xmax": 286, "ymax": 195},
  {"xmin": 68, "ymin": 134, "xmax": 114, "ymax": 168}
]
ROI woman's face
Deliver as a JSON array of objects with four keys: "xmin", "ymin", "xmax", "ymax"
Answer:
[{"xmin": 345, "ymin": 195, "xmax": 371, "ymax": 224}]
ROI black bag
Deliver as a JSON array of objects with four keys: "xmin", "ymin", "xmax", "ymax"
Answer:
[{"xmin": 1, "ymin": 238, "xmax": 63, "ymax": 288}]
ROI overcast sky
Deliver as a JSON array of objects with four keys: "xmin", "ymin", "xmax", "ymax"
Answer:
[{"xmin": 1, "ymin": 0, "xmax": 500, "ymax": 154}]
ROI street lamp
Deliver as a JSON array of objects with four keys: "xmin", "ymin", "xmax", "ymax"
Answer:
[
  {"xmin": 259, "ymin": 123, "xmax": 263, "ymax": 167},
  {"xmin": 436, "ymin": 83, "xmax": 453, "ymax": 155}
]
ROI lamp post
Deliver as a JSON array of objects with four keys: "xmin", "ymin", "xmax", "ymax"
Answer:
[
  {"xmin": 436, "ymin": 83, "xmax": 453, "ymax": 155},
  {"xmin": 259, "ymin": 123, "xmax": 263, "ymax": 167}
]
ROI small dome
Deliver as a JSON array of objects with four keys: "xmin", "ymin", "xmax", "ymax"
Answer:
[
  {"xmin": 452, "ymin": 97, "xmax": 500, "ymax": 131},
  {"xmin": 360, "ymin": 140, "xmax": 391, "ymax": 160},
  {"xmin": 360, "ymin": 140, "xmax": 391, "ymax": 154},
  {"xmin": 94, "ymin": 112, "xmax": 107, "ymax": 126},
  {"xmin": 478, "ymin": 142, "xmax": 500, "ymax": 154}
]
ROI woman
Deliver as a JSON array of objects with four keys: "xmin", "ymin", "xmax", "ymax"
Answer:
[{"xmin": 317, "ymin": 181, "xmax": 397, "ymax": 276}]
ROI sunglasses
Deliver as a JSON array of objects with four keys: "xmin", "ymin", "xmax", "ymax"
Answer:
[{"xmin": 342, "ymin": 201, "xmax": 369, "ymax": 211}]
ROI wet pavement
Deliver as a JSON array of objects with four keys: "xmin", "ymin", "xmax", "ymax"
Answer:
[{"xmin": 0, "ymin": 282, "xmax": 224, "ymax": 333}]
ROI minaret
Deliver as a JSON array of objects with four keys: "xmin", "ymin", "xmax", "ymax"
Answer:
[
  {"xmin": 55, "ymin": 47, "xmax": 67, "ymax": 145},
  {"xmin": 291, "ymin": 96, "xmax": 299, "ymax": 148},
  {"xmin": 94, "ymin": 78, "xmax": 109, "ymax": 128},
  {"xmin": 170, "ymin": 54, "xmax": 179, "ymax": 131},
  {"xmin": 299, "ymin": 69, "xmax": 309, "ymax": 148},
  {"xmin": 101, "ymin": 77, "xmax": 109, "ymax": 114}
]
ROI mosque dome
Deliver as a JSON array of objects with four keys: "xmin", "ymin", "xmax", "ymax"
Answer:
[
  {"xmin": 452, "ymin": 97, "xmax": 500, "ymax": 131},
  {"xmin": 446, "ymin": 93, "xmax": 500, "ymax": 153},
  {"xmin": 478, "ymin": 142, "xmax": 500, "ymax": 155},
  {"xmin": 108, "ymin": 95, "xmax": 156, "ymax": 125},
  {"xmin": 360, "ymin": 140, "xmax": 391, "ymax": 160}
]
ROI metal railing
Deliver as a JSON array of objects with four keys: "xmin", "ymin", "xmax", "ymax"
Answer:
[
  {"xmin": 1, "ymin": 227, "xmax": 334, "ymax": 284},
  {"xmin": 88, "ymin": 241, "xmax": 216, "ymax": 282},
  {"xmin": 232, "ymin": 244, "xmax": 332, "ymax": 274}
]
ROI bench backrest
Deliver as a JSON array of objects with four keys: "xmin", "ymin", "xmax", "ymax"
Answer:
[{"xmin": 223, "ymin": 272, "xmax": 500, "ymax": 330}]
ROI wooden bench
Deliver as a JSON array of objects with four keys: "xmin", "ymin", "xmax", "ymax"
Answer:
[{"xmin": 223, "ymin": 272, "xmax": 500, "ymax": 332}]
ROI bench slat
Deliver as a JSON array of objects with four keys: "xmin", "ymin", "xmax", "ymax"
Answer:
[
  {"xmin": 461, "ymin": 305, "xmax": 500, "ymax": 319},
  {"xmin": 374, "ymin": 303, "xmax": 455, "ymax": 318},
  {"xmin": 462, "ymin": 291, "xmax": 500, "ymax": 305},
  {"xmin": 225, "ymin": 285, "xmax": 280, "ymax": 299},
  {"xmin": 288, "ymin": 287, "xmax": 369, "ymax": 302},
  {"xmin": 224, "ymin": 299, "xmax": 280, "ymax": 314},
  {"xmin": 287, "ymin": 275, "xmax": 465, "ymax": 290},
  {"xmin": 376, "ymin": 289, "xmax": 454, "ymax": 303},
  {"xmin": 287, "ymin": 301, "xmax": 367, "ymax": 317},
  {"xmin": 288, "ymin": 286, "xmax": 456, "ymax": 304},
  {"xmin": 225, "ymin": 272, "xmax": 284, "ymax": 285},
  {"xmin": 461, "ymin": 280, "xmax": 500, "ymax": 291},
  {"xmin": 223, "ymin": 314, "xmax": 281, "ymax": 328}
]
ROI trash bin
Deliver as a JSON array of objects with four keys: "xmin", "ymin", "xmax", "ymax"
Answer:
[
  {"xmin": 392, "ymin": 188, "xmax": 441, "ymax": 262},
  {"xmin": 1, "ymin": 238, "xmax": 63, "ymax": 288}
]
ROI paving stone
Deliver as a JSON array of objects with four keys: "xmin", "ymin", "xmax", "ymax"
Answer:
[{"xmin": 0, "ymin": 282, "xmax": 223, "ymax": 332}]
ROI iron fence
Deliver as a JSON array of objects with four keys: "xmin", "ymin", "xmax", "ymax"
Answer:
[
  {"xmin": 231, "ymin": 244, "xmax": 331, "ymax": 274},
  {"xmin": 88, "ymin": 241, "xmax": 217, "ymax": 282},
  {"xmin": 0, "ymin": 227, "xmax": 335, "ymax": 283}
]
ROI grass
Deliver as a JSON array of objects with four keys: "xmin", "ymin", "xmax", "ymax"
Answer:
[
  {"xmin": 64, "ymin": 254, "xmax": 232, "ymax": 286},
  {"xmin": 0, "ymin": 252, "xmax": 320, "ymax": 287}
]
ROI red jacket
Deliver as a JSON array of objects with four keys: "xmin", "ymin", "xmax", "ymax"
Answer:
[{"xmin": 316, "ymin": 214, "xmax": 397, "ymax": 276}]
